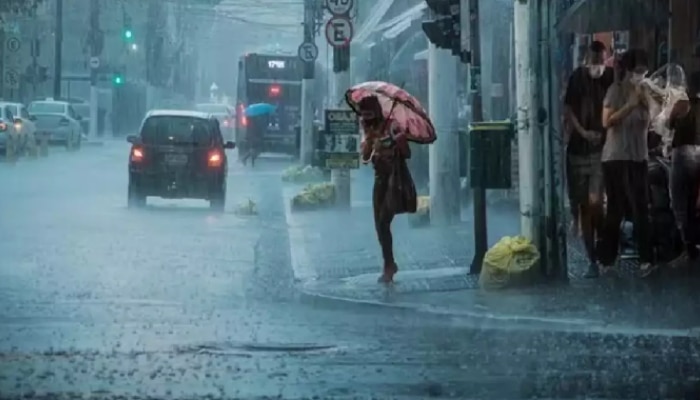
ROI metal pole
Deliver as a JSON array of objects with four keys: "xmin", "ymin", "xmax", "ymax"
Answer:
[
  {"xmin": 332, "ymin": 45, "xmax": 351, "ymax": 209},
  {"xmin": 515, "ymin": 0, "xmax": 536, "ymax": 240},
  {"xmin": 299, "ymin": 0, "xmax": 316, "ymax": 165},
  {"xmin": 468, "ymin": 0, "xmax": 488, "ymax": 274},
  {"xmin": 52, "ymin": 0, "xmax": 63, "ymax": 99},
  {"xmin": 89, "ymin": 0, "xmax": 99, "ymax": 139},
  {"xmin": 428, "ymin": 41, "xmax": 460, "ymax": 225}
]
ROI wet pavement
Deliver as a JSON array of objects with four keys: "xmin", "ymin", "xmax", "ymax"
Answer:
[{"xmin": 1, "ymin": 143, "xmax": 700, "ymax": 399}]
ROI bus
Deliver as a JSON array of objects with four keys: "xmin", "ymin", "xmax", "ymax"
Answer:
[{"xmin": 235, "ymin": 53, "xmax": 303, "ymax": 156}]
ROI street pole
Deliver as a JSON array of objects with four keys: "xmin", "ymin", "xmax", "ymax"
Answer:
[
  {"xmin": 89, "ymin": 0, "xmax": 100, "ymax": 139},
  {"xmin": 299, "ymin": 0, "xmax": 316, "ymax": 165},
  {"xmin": 467, "ymin": 0, "xmax": 488, "ymax": 274},
  {"xmin": 514, "ymin": 0, "xmax": 536, "ymax": 240},
  {"xmin": 427, "ymin": 41, "xmax": 460, "ymax": 225},
  {"xmin": 52, "ymin": 0, "xmax": 63, "ymax": 99},
  {"xmin": 332, "ymin": 45, "xmax": 351, "ymax": 209}
]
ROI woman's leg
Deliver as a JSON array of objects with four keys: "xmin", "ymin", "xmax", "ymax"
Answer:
[
  {"xmin": 628, "ymin": 161, "xmax": 654, "ymax": 267},
  {"xmin": 600, "ymin": 161, "xmax": 626, "ymax": 267},
  {"xmin": 373, "ymin": 175, "xmax": 397, "ymax": 282},
  {"xmin": 670, "ymin": 149, "xmax": 693, "ymax": 264}
]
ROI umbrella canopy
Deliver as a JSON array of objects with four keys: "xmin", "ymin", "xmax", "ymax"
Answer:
[
  {"xmin": 345, "ymin": 81, "xmax": 436, "ymax": 144},
  {"xmin": 244, "ymin": 103, "xmax": 276, "ymax": 117}
]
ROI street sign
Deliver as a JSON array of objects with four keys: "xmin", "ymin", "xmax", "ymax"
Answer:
[
  {"xmin": 325, "ymin": 0, "xmax": 353, "ymax": 16},
  {"xmin": 325, "ymin": 16, "xmax": 353, "ymax": 48},
  {"xmin": 319, "ymin": 109, "xmax": 360, "ymax": 169},
  {"xmin": 297, "ymin": 41, "xmax": 319, "ymax": 63},
  {"xmin": 5, "ymin": 37, "xmax": 21, "ymax": 53},
  {"xmin": 89, "ymin": 56, "xmax": 100, "ymax": 69},
  {"xmin": 4, "ymin": 69, "xmax": 19, "ymax": 90}
]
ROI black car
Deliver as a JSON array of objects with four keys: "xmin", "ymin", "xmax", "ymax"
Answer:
[{"xmin": 126, "ymin": 110, "xmax": 235, "ymax": 211}]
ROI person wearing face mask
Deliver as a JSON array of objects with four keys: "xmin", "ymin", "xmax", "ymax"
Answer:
[
  {"xmin": 359, "ymin": 95, "xmax": 413, "ymax": 284},
  {"xmin": 665, "ymin": 71, "xmax": 700, "ymax": 269},
  {"xmin": 600, "ymin": 48, "xmax": 656, "ymax": 277},
  {"xmin": 563, "ymin": 40, "xmax": 614, "ymax": 278}
]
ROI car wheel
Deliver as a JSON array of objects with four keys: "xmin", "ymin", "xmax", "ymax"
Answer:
[
  {"xmin": 127, "ymin": 182, "xmax": 146, "ymax": 208},
  {"xmin": 209, "ymin": 186, "xmax": 226, "ymax": 212}
]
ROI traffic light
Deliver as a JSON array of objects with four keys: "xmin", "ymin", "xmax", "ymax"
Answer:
[
  {"xmin": 123, "ymin": 13, "xmax": 134, "ymax": 42},
  {"xmin": 124, "ymin": 29, "xmax": 133, "ymax": 41},
  {"xmin": 422, "ymin": 0, "xmax": 469, "ymax": 62},
  {"xmin": 113, "ymin": 73, "xmax": 124, "ymax": 85}
]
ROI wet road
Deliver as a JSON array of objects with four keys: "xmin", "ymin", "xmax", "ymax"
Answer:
[{"xmin": 1, "ymin": 144, "xmax": 699, "ymax": 400}]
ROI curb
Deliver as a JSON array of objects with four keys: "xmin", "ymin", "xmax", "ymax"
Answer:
[{"xmin": 298, "ymin": 284, "xmax": 700, "ymax": 339}]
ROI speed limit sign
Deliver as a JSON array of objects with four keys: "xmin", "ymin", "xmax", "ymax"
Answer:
[{"xmin": 325, "ymin": 0, "xmax": 353, "ymax": 16}]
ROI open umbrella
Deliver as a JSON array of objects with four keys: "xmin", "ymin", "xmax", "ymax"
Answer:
[
  {"xmin": 345, "ymin": 81, "xmax": 436, "ymax": 144},
  {"xmin": 244, "ymin": 103, "xmax": 276, "ymax": 117}
]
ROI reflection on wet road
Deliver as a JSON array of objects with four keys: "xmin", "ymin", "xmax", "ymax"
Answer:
[{"xmin": 0, "ymin": 144, "xmax": 698, "ymax": 399}]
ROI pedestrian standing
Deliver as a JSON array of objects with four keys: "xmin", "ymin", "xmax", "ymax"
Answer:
[
  {"xmin": 599, "ymin": 48, "xmax": 656, "ymax": 277},
  {"xmin": 359, "ymin": 95, "xmax": 414, "ymax": 284},
  {"xmin": 564, "ymin": 40, "xmax": 614, "ymax": 278},
  {"xmin": 666, "ymin": 71, "xmax": 700, "ymax": 268}
]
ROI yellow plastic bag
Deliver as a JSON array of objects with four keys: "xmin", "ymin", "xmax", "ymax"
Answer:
[{"xmin": 479, "ymin": 235, "xmax": 540, "ymax": 290}]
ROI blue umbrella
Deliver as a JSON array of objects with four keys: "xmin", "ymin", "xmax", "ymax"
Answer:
[{"xmin": 244, "ymin": 103, "xmax": 276, "ymax": 117}]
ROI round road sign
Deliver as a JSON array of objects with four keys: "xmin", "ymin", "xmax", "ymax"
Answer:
[
  {"xmin": 325, "ymin": 16, "xmax": 353, "ymax": 48},
  {"xmin": 4, "ymin": 69, "xmax": 19, "ymax": 89},
  {"xmin": 89, "ymin": 56, "xmax": 100, "ymax": 69},
  {"xmin": 297, "ymin": 41, "xmax": 319, "ymax": 62},
  {"xmin": 325, "ymin": 0, "xmax": 354, "ymax": 16},
  {"xmin": 6, "ymin": 37, "xmax": 20, "ymax": 53}
]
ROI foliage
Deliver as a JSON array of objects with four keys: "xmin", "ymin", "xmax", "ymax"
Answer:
[
  {"xmin": 0, "ymin": 0, "xmax": 42, "ymax": 19},
  {"xmin": 291, "ymin": 182, "xmax": 336, "ymax": 211},
  {"xmin": 233, "ymin": 199, "xmax": 258, "ymax": 216}
]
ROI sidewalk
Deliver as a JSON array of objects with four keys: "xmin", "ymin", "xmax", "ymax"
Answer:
[{"xmin": 284, "ymin": 171, "xmax": 700, "ymax": 336}]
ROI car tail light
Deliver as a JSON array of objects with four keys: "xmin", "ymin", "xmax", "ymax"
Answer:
[
  {"xmin": 208, "ymin": 151, "xmax": 223, "ymax": 168},
  {"xmin": 59, "ymin": 117, "xmax": 70, "ymax": 126},
  {"xmin": 0, "ymin": 122, "xmax": 6, "ymax": 131},
  {"xmin": 130, "ymin": 147, "xmax": 144, "ymax": 162},
  {"xmin": 240, "ymin": 115, "xmax": 248, "ymax": 127}
]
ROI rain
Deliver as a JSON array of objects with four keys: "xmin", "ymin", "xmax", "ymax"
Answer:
[{"xmin": 0, "ymin": 0, "xmax": 699, "ymax": 399}]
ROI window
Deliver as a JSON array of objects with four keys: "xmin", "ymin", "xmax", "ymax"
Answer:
[
  {"xmin": 7, "ymin": 105, "xmax": 19, "ymax": 117},
  {"xmin": 28, "ymin": 102, "xmax": 65, "ymax": 114},
  {"xmin": 141, "ymin": 116, "xmax": 212, "ymax": 146}
]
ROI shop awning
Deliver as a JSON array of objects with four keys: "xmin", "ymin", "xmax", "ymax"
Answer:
[
  {"xmin": 375, "ymin": 2, "xmax": 427, "ymax": 40},
  {"xmin": 557, "ymin": 0, "xmax": 668, "ymax": 34},
  {"xmin": 355, "ymin": 0, "xmax": 395, "ymax": 44}
]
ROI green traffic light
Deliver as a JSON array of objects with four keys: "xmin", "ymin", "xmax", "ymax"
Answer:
[
  {"xmin": 124, "ymin": 30, "xmax": 133, "ymax": 40},
  {"xmin": 113, "ymin": 75, "xmax": 123, "ymax": 85}
]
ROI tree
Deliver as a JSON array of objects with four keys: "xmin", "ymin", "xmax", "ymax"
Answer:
[{"xmin": 0, "ymin": 0, "xmax": 43, "ymax": 21}]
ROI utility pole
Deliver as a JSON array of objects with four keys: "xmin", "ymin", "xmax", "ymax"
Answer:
[
  {"xmin": 514, "ymin": 0, "xmax": 536, "ymax": 240},
  {"xmin": 328, "ymin": 1, "xmax": 354, "ymax": 209},
  {"xmin": 427, "ymin": 39, "xmax": 460, "ymax": 225},
  {"xmin": 53, "ymin": 0, "xmax": 63, "ymax": 99},
  {"xmin": 299, "ymin": 0, "xmax": 319, "ymax": 165},
  {"xmin": 466, "ymin": 0, "xmax": 488, "ymax": 273},
  {"xmin": 422, "ymin": 0, "xmax": 464, "ymax": 225},
  {"xmin": 88, "ymin": 0, "xmax": 100, "ymax": 139}
]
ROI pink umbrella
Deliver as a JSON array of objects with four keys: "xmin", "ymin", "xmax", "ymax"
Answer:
[{"xmin": 345, "ymin": 81, "xmax": 436, "ymax": 144}]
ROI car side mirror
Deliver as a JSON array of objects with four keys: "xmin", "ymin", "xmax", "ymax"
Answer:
[
  {"xmin": 126, "ymin": 135, "xmax": 141, "ymax": 144},
  {"xmin": 224, "ymin": 141, "xmax": 236, "ymax": 150}
]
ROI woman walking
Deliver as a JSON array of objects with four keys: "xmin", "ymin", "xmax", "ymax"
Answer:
[
  {"xmin": 599, "ymin": 49, "xmax": 656, "ymax": 277},
  {"xmin": 667, "ymin": 72, "xmax": 700, "ymax": 268},
  {"xmin": 359, "ymin": 95, "xmax": 413, "ymax": 284}
]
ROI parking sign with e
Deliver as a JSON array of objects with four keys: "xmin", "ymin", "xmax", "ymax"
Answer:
[{"xmin": 325, "ymin": 16, "xmax": 353, "ymax": 48}]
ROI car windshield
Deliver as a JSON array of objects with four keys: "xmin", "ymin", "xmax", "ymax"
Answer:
[
  {"xmin": 195, "ymin": 104, "xmax": 229, "ymax": 114},
  {"xmin": 73, "ymin": 104, "xmax": 89, "ymax": 118},
  {"xmin": 4, "ymin": 105, "xmax": 19, "ymax": 117},
  {"xmin": 29, "ymin": 102, "xmax": 65, "ymax": 114},
  {"xmin": 141, "ymin": 115, "xmax": 211, "ymax": 146}
]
